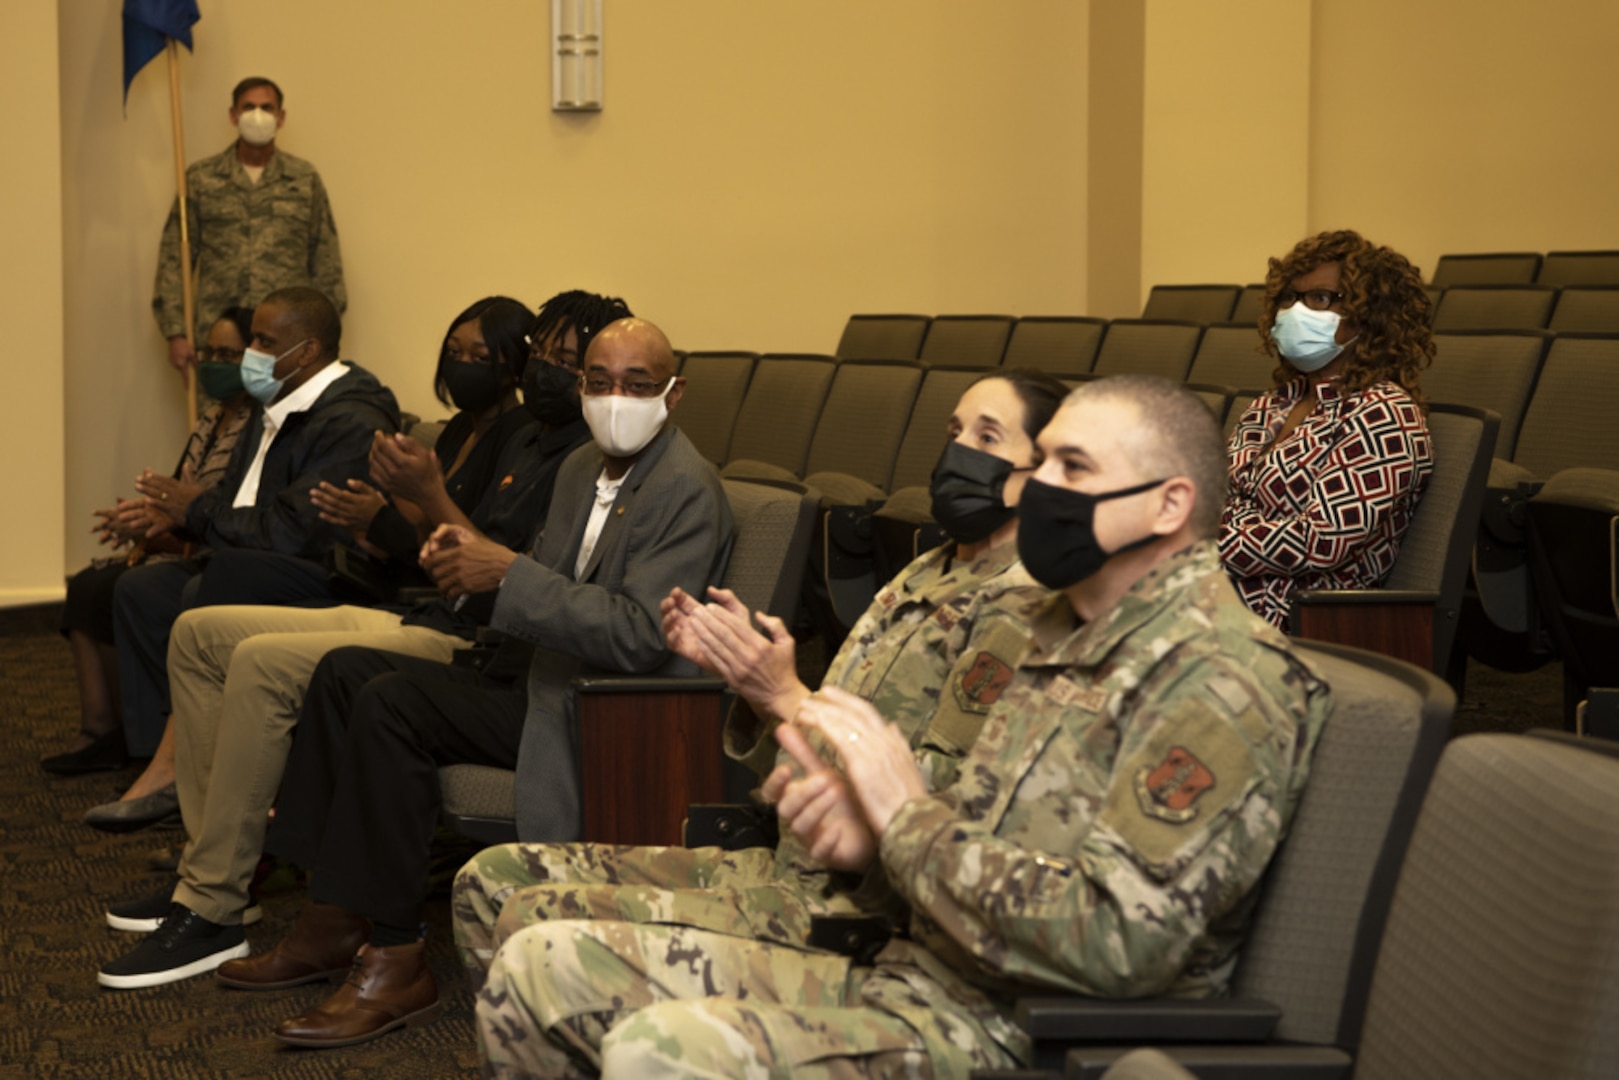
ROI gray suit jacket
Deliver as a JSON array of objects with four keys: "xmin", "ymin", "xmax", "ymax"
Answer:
[{"xmin": 490, "ymin": 425, "xmax": 734, "ymax": 839}]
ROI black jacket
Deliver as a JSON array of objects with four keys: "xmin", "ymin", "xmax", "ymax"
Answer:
[{"xmin": 185, "ymin": 361, "xmax": 400, "ymax": 557}]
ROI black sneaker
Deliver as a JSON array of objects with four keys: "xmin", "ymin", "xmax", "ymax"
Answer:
[
  {"xmin": 106, "ymin": 882, "xmax": 262, "ymax": 932},
  {"xmin": 98, "ymin": 904, "xmax": 249, "ymax": 989}
]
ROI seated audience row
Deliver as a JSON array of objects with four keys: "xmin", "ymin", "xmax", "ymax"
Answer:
[{"xmin": 71, "ymin": 226, "xmax": 1433, "ymax": 1071}]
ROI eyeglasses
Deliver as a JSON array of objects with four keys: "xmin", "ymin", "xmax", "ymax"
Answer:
[
  {"xmin": 196, "ymin": 346, "xmax": 244, "ymax": 364},
  {"xmin": 580, "ymin": 374, "xmax": 670, "ymax": 398},
  {"xmin": 1277, "ymin": 288, "xmax": 1346, "ymax": 312}
]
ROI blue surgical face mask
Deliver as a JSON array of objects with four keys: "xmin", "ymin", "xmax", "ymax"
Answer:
[
  {"xmin": 240, "ymin": 338, "xmax": 310, "ymax": 404},
  {"xmin": 1270, "ymin": 304, "xmax": 1350, "ymax": 373}
]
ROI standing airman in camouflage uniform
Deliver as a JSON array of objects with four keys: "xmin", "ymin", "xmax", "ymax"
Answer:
[
  {"xmin": 475, "ymin": 377, "xmax": 1332, "ymax": 1077},
  {"xmin": 153, "ymin": 77, "xmax": 345, "ymax": 372},
  {"xmin": 453, "ymin": 374, "xmax": 1068, "ymax": 982}
]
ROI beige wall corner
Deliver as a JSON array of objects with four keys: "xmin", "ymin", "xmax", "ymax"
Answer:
[
  {"xmin": 0, "ymin": 0, "xmax": 66, "ymax": 605},
  {"xmin": 1140, "ymin": 0, "xmax": 1310, "ymax": 297}
]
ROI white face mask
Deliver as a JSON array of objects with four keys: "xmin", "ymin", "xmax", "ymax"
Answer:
[
  {"xmin": 237, "ymin": 108, "xmax": 279, "ymax": 146},
  {"xmin": 581, "ymin": 378, "xmax": 675, "ymax": 457}
]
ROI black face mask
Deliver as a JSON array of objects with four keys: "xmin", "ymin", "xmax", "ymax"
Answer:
[
  {"xmin": 930, "ymin": 441, "xmax": 1022, "ymax": 544},
  {"xmin": 1016, "ymin": 476, "xmax": 1167, "ymax": 589},
  {"xmin": 523, "ymin": 359, "xmax": 583, "ymax": 427},
  {"xmin": 440, "ymin": 360, "xmax": 506, "ymax": 414}
]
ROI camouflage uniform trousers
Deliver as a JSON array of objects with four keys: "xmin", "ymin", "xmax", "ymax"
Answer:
[
  {"xmin": 453, "ymin": 841, "xmax": 868, "ymax": 992},
  {"xmin": 477, "ymin": 920, "xmax": 1013, "ymax": 1078}
]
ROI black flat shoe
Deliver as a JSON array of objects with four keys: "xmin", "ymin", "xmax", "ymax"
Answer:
[
  {"xmin": 40, "ymin": 730, "xmax": 128, "ymax": 776},
  {"xmin": 84, "ymin": 783, "xmax": 180, "ymax": 833}
]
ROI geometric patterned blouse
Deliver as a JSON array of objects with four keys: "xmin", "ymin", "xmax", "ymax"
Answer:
[{"xmin": 1219, "ymin": 377, "xmax": 1432, "ymax": 629}]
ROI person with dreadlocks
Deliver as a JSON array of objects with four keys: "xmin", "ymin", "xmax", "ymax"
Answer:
[
  {"xmin": 95, "ymin": 291, "xmax": 632, "ymax": 991},
  {"xmin": 1220, "ymin": 229, "xmax": 1435, "ymax": 628}
]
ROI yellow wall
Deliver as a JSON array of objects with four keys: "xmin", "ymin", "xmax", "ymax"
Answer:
[
  {"xmin": 19, "ymin": 0, "xmax": 1619, "ymax": 599},
  {"xmin": 57, "ymin": 0, "xmax": 1090, "ymax": 572},
  {"xmin": 1140, "ymin": 0, "xmax": 1310, "ymax": 293},
  {"xmin": 1310, "ymin": 0, "xmax": 1619, "ymax": 278},
  {"xmin": 0, "ymin": 0, "xmax": 66, "ymax": 605}
]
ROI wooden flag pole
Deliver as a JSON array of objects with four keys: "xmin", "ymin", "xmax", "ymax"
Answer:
[{"xmin": 165, "ymin": 38, "xmax": 198, "ymax": 430}]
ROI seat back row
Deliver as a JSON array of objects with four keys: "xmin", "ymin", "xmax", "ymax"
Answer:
[{"xmin": 679, "ymin": 329, "xmax": 1619, "ymax": 495}]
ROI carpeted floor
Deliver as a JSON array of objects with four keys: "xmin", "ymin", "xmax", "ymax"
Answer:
[
  {"xmin": 0, "ymin": 610, "xmax": 1567, "ymax": 1077},
  {"xmin": 0, "ymin": 626, "xmax": 482, "ymax": 1079}
]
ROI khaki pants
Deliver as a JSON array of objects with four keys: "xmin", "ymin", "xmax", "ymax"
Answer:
[{"xmin": 167, "ymin": 604, "xmax": 463, "ymax": 922}]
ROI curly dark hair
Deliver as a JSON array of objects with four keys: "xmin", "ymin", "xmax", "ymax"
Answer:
[{"xmin": 1259, "ymin": 229, "xmax": 1434, "ymax": 410}]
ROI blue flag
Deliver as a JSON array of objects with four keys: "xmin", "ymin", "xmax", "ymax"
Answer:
[{"xmin": 122, "ymin": 0, "xmax": 201, "ymax": 101}]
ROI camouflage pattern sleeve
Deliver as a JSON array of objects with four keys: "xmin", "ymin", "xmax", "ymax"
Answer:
[
  {"xmin": 307, "ymin": 170, "xmax": 346, "ymax": 315},
  {"xmin": 878, "ymin": 646, "xmax": 1326, "ymax": 999},
  {"xmin": 151, "ymin": 188, "xmax": 202, "ymax": 339}
]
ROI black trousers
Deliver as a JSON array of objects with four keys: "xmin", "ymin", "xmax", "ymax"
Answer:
[{"xmin": 264, "ymin": 645, "xmax": 527, "ymax": 932}]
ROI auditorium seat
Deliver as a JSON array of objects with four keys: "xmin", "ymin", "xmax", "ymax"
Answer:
[
  {"xmin": 1430, "ymin": 285, "xmax": 1558, "ymax": 331},
  {"xmin": 438, "ymin": 477, "xmax": 820, "ymax": 845},
  {"xmin": 1045, "ymin": 730, "xmax": 1619, "ymax": 1080},
  {"xmin": 673, "ymin": 351, "xmax": 757, "ymax": 464},
  {"xmin": 1422, "ymin": 330, "xmax": 1550, "ymax": 460},
  {"xmin": 1465, "ymin": 334, "xmax": 1619, "ymax": 674},
  {"xmin": 1183, "ymin": 383, "xmax": 1234, "ymax": 426},
  {"xmin": 835, "ymin": 314, "xmax": 930, "ymax": 360},
  {"xmin": 798, "ymin": 360, "xmax": 925, "ymax": 504},
  {"xmin": 1140, "ymin": 284, "xmax": 1241, "ymax": 323},
  {"xmin": 1229, "ymin": 283, "xmax": 1267, "ymax": 325},
  {"xmin": 967, "ymin": 641, "xmax": 1453, "ymax": 1076},
  {"xmin": 917, "ymin": 315, "xmax": 1016, "ymax": 368},
  {"xmin": 1000, "ymin": 316, "xmax": 1106, "ymax": 376},
  {"xmin": 1537, "ymin": 249, "xmax": 1619, "ymax": 287},
  {"xmin": 1429, "ymin": 251, "xmax": 1542, "ymax": 287},
  {"xmin": 1293, "ymin": 404, "xmax": 1499, "ymax": 677},
  {"xmin": 1184, "ymin": 323, "xmax": 1274, "ymax": 390},
  {"xmin": 1526, "ymin": 468, "xmax": 1619, "ymax": 718},
  {"xmin": 1090, "ymin": 319, "xmax": 1204, "ymax": 381},
  {"xmin": 1548, "ymin": 285, "xmax": 1619, "ymax": 333},
  {"xmin": 1424, "ymin": 285, "xmax": 1444, "ymax": 321},
  {"xmin": 718, "ymin": 354, "xmax": 837, "ymax": 479}
]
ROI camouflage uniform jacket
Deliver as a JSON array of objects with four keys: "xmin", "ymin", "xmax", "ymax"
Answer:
[
  {"xmin": 857, "ymin": 540, "xmax": 1331, "ymax": 1065},
  {"xmin": 152, "ymin": 143, "xmax": 346, "ymax": 341},
  {"xmin": 726, "ymin": 539, "xmax": 1042, "ymax": 782}
]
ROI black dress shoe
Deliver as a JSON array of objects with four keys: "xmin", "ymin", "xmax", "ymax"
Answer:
[{"xmin": 40, "ymin": 730, "xmax": 128, "ymax": 776}]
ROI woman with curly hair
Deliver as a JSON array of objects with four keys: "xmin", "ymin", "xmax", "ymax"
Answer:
[{"xmin": 1219, "ymin": 229, "xmax": 1435, "ymax": 628}]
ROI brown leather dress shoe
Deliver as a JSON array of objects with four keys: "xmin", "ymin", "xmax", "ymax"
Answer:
[
  {"xmin": 272, "ymin": 941, "xmax": 442, "ymax": 1048},
  {"xmin": 216, "ymin": 901, "xmax": 370, "ymax": 990}
]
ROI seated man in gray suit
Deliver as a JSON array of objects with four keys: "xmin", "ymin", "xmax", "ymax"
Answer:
[{"xmin": 102, "ymin": 318, "xmax": 733, "ymax": 1046}]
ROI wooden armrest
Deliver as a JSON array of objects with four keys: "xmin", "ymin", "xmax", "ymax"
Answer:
[
  {"xmin": 575, "ymin": 675, "xmax": 730, "ymax": 846},
  {"xmin": 1290, "ymin": 591, "xmax": 1437, "ymax": 671}
]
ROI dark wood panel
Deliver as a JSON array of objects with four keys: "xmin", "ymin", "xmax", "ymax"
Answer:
[
  {"xmin": 579, "ymin": 690, "xmax": 728, "ymax": 846},
  {"xmin": 1295, "ymin": 604, "xmax": 1434, "ymax": 673}
]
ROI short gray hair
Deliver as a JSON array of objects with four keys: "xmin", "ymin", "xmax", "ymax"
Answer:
[{"xmin": 1066, "ymin": 375, "xmax": 1227, "ymax": 539}]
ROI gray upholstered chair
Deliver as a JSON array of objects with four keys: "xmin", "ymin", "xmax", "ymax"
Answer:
[
  {"xmin": 1141, "ymin": 284, "xmax": 1241, "ymax": 323},
  {"xmin": 917, "ymin": 315, "xmax": 1017, "ymax": 369},
  {"xmin": 674, "ymin": 351, "xmax": 757, "ymax": 465},
  {"xmin": 835, "ymin": 314, "xmax": 931, "ymax": 360},
  {"xmin": 1185, "ymin": 323, "xmax": 1274, "ymax": 390},
  {"xmin": 1537, "ymin": 249, "xmax": 1619, "ymax": 287},
  {"xmin": 1056, "ymin": 731, "xmax": 1619, "ymax": 1079},
  {"xmin": 718, "ymin": 353, "xmax": 837, "ymax": 479},
  {"xmin": 1229, "ymin": 284, "xmax": 1267, "ymax": 326},
  {"xmin": 439, "ymin": 476, "xmax": 820, "ymax": 846},
  {"xmin": 1090, "ymin": 320, "xmax": 1204, "ymax": 381},
  {"xmin": 1429, "ymin": 251, "xmax": 1542, "ymax": 287},
  {"xmin": 1001, "ymin": 316, "xmax": 1108, "ymax": 376},
  {"xmin": 1292, "ymin": 404, "xmax": 1499, "ymax": 677},
  {"xmin": 1423, "ymin": 330, "xmax": 1549, "ymax": 461},
  {"xmin": 1431, "ymin": 285, "xmax": 1558, "ymax": 331},
  {"xmin": 971, "ymin": 641, "xmax": 1454, "ymax": 1079},
  {"xmin": 1548, "ymin": 284, "xmax": 1619, "ymax": 333}
]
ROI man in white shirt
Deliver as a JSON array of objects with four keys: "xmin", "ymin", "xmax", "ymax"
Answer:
[{"xmin": 101, "ymin": 287, "xmax": 397, "ymax": 821}]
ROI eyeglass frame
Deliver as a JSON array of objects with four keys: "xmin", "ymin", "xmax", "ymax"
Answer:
[
  {"xmin": 579, "ymin": 373, "xmax": 676, "ymax": 399},
  {"xmin": 1275, "ymin": 288, "xmax": 1347, "ymax": 312},
  {"xmin": 196, "ymin": 345, "xmax": 245, "ymax": 364}
]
